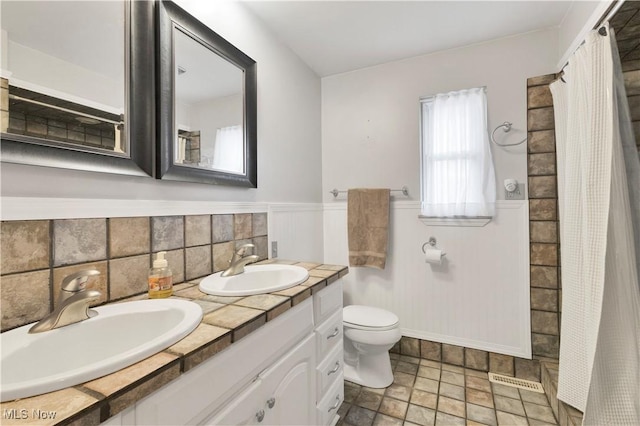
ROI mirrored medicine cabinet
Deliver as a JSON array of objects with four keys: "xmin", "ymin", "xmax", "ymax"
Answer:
[
  {"xmin": 1, "ymin": 0, "xmax": 257, "ymax": 188},
  {"xmin": 0, "ymin": 0, "xmax": 154, "ymax": 177},
  {"xmin": 156, "ymin": 1, "xmax": 257, "ymax": 187}
]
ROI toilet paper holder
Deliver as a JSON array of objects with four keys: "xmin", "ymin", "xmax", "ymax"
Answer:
[{"xmin": 422, "ymin": 237, "xmax": 446, "ymax": 255}]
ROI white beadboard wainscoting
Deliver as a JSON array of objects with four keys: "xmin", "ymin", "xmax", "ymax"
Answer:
[
  {"xmin": 268, "ymin": 203, "xmax": 324, "ymax": 263},
  {"xmin": 323, "ymin": 200, "xmax": 531, "ymax": 358}
]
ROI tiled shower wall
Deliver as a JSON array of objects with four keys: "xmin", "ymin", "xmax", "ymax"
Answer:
[
  {"xmin": 611, "ymin": 0, "xmax": 640, "ymax": 152},
  {"xmin": 0, "ymin": 213, "xmax": 268, "ymax": 331},
  {"xmin": 621, "ymin": 62, "xmax": 640, "ymax": 150},
  {"xmin": 526, "ymin": 74, "xmax": 560, "ymax": 360},
  {"xmin": 525, "ymin": 63, "xmax": 640, "ymax": 360}
]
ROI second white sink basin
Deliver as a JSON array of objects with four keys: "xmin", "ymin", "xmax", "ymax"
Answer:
[
  {"xmin": 1, "ymin": 298, "xmax": 202, "ymax": 402},
  {"xmin": 199, "ymin": 264, "xmax": 309, "ymax": 296}
]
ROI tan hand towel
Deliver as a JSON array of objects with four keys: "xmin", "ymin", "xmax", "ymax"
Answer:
[{"xmin": 348, "ymin": 188, "xmax": 391, "ymax": 269}]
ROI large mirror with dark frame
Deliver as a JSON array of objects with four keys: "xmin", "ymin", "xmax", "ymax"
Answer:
[
  {"xmin": 157, "ymin": 0, "xmax": 257, "ymax": 187},
  {"xmin": 0, "ymin": 0, "xmax": 154, "ymax": 177}
]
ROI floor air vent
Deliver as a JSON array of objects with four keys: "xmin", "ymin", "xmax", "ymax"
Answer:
[{"xmin": 488, "ymin": 373, "xmax": 545, "ymax": 393}]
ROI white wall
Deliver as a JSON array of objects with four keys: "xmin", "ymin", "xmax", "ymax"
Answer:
[
  {"xmin": 7, "ymin": 40, "xmax": 124, "ymax": 112},
  {"xmin": 0, "ymin": 1, "xmax": 322, "ymax": 204},
  {"xmin": 322, "ymin": 29, "xmax": 558, "ymax": 202},
  {"xmin": 321, "ymin": 29, "xmax": 559, "ymax": 356},
  {"xmin": 1, "ymin": 0, "xmax": 125, "ymax": 110},
  {"xmin": 557, "ymin": 0, "xmax": 614, "ymax": 69}
]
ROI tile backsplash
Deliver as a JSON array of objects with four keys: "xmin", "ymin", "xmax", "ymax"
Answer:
[{"xmin": 0, "ymin": 212, "xmax": 268, "ymax": 331}]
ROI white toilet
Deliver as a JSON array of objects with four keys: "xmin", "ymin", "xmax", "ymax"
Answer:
[{"xmin": 343, "ymin": 305, "xmax": 401, "ymax": 388}]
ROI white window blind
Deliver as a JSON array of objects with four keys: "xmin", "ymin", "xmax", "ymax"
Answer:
[{"xmin": 420, "ymin": 87, "xmax": 496, "ymax": 218}]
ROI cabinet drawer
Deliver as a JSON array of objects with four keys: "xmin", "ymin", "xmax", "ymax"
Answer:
[
  {"xmin": 316, "ymin": 372, "xmax": 344, "ymax": 426},
  {"xmin": 313, "ymin": 280, "xmax": 343, "ymax": 325},
  {"xmin": 316, "ymin": 341, "xmax": 343, "ymax": 398},
  {"xmin": 315, "ymin": 308, "xmax": 342, "ymax": 361}
]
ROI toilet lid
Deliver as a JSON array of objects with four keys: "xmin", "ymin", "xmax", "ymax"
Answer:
[{"xmin": 343, "ymin": 305, "xmax": 399, "ymax": 329}]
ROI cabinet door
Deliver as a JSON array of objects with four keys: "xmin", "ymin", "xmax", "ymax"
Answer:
[
  {"xmin": 260, "ymin": 334, "xmax": 316, "ymax": 426},
  {"xmin": 202, "ymin": 380, "xmax": 265, "ymax": 426}
]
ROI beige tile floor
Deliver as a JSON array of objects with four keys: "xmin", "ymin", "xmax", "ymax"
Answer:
[{"xmin": 337, "ymin": 353, "xmax": 558, "ymax": 426}]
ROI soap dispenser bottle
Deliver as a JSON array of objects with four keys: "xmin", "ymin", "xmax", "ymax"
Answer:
[{"xmin": 149, "ymin": 251, "xmax": 173, "ymax": 299}]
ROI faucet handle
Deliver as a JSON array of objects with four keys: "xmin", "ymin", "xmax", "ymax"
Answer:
[
  {"xmin": 235, "ymin": 243, "xmax": 255, "ymax": 255},
  {"xmin": 61, "ymin": 269, "xmax": 100, "ymax": 292}
]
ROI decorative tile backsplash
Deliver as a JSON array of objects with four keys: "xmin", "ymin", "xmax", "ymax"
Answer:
[{"xmin": 0, "ymin": 212, "xmax": 268, "ymax": 331}]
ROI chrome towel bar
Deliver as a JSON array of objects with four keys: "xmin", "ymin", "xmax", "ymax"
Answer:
[{"xmin": 330, "ymin": 186, "xmax": 409, "ymax": 198}]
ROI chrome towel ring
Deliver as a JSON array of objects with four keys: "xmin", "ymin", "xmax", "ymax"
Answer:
[{"xmin": 491, "ymin": 121, "xmax": 527, "ymax": 147}]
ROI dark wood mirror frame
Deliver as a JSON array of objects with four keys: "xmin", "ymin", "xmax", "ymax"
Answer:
[
  {"xmin": 156, "ymin": 0, "xmax": 257, "ymax": 187},
  {"xmin": 0, "ymin": 1, "xmax": 155, "ymax": 178}
]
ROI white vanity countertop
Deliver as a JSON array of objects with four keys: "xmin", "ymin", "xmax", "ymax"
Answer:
[{"xmin": 0, "ymin": 260, "xmax": 348, "ymax": 426}]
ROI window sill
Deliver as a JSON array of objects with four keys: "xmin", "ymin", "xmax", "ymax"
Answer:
[{"xmin": 418, "ymin": 216, "xmax": 492, "ymax": 227}]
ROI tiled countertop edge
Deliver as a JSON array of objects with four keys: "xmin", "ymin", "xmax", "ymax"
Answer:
[{"xmin": 0, "ymin": 260, "xmax": 348, "ymax": 426}]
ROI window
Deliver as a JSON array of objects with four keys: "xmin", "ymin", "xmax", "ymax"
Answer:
[{"xmin": 420, "ymin": 87, "xmax": 496, "ymax": 219}]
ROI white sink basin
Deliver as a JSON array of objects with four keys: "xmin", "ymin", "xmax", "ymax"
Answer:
[
  {"xmin": 199, "ymin": 264, "xmax": 309, "ymax": 296},
  {"xmin": 1, "ymin": 298, "xmax": 202, "ymax": 402}
]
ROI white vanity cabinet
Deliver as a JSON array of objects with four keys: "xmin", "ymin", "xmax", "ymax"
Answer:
[
  {"xmin": 102, "ymin": 279, "xmax": 344, "ymax": 426},
  {"xmin": 205, "ymin": 334, "xmax": 316, "ymax": 425},
  {"xmin": 313, "ymin": 283, "xmax": 344, "ymax": 426}
]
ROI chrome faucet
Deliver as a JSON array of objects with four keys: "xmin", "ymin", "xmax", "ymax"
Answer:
[
  {"xmin": 221, "ymin": 243, "xmax": 259, "ymax": 277},
  {"xmin": 29, "ymin": 270, "xmax": 102, "ymax": 334}
]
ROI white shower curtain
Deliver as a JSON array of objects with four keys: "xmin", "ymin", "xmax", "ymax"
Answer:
[{"xmin": 550, "ymin": 23, "xmax": 640, "ymax": 425}]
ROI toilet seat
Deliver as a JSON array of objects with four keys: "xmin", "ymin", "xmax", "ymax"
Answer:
[{"xmin": 343, "ymin": 305, "xmax": 399, "ymax": 331}]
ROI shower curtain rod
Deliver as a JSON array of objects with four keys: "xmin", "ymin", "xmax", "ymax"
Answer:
[
  {"xmin": 596, "ymin": 0, "xmax": 623, "ymax": 29},
  {"xmin": 559, "ymin": 26, "xmax": 609, "ymax": 83}
]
